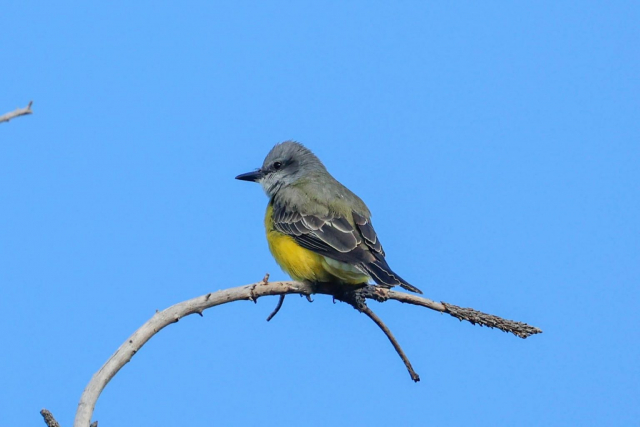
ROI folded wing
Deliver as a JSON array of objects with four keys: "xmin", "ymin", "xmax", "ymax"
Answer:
[{"xmin": 272, "ymin": 202, "xmax": 422, "ymax": 293}]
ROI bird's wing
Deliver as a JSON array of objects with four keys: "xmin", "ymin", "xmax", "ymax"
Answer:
[
  {"xmin": 351, "ymin": 211, "xmax": 385, "ymax": 257},
  {"xmin": 272, "ymin": 202, "xmax": 380, "ymax": 262},
  {"xmin": 271, "ymin": 202, "xmax": 422, "ymax": 294}
]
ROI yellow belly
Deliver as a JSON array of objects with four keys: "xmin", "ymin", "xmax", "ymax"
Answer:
[{"xmin": 265, "ymin": 204, "xmax": 369, "ymax": 285}]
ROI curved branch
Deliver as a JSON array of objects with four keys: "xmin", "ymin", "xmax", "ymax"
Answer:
[
  {"xmin": 72, "ymin": 280, "xmax": 541, "ymax": 427},
  {"xmin": 0, "ymin": 101, "xmax": 33, "ymax": 123}
]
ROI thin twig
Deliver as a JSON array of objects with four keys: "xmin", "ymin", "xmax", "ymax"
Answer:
[
  {"xmin": 384, "ymin": 289, "xmax": 542, "ymax": 338},
  {"xmin": 361, "ymin": 305, "xmax": 420, "ymax": 382},
  {"xmin": 441, "ymin": 302, "xmax": 542, "ymax": 338},
  {"xmin": 266, "ymin": 295, "xmax": 285, "ymax": 321},
  {"xmin": 40, "ymin": 409, "xmax": 60, "ymax": 427},
  {"xmin": 0, "ymin": 101, "xmax": 33, "ymax": 123},
  {"xmin": 331, "ymin": 286, "xmax": 420, "ymax": 381}
]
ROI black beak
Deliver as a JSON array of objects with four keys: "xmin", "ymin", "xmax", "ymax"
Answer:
[{"xmin": 235, "ymin": 169, "xmax": 264, "ymax": 182}]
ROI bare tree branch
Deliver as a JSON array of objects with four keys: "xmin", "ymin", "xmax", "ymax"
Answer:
[
  {"xmin": 0, "ymin": 101, "xmax": 33, "ymax": 123},
  {"xmin": 385, "ymin": 290, "xmax": 543, "ymax": 338},
  {"xmin": 70, "ymin": 280, "xmax": 541, "ymax": 427},
  {"xmin": 40, "ymin": 409, "xmax": 60, "ymax": 427}
]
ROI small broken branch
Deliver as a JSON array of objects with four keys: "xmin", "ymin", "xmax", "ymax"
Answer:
[
  {"xmin": 266, "ymin": 295, "xmax": 286, "ymax": 321},
  {"xmin": 40, "ymin": 409, "xmax": 60, "ymax": 427},
  {"xmin": 0, "ymin": 101, "xmax": 33, "ymax": 123},
  {"xmin": 70, "ymin": 280, "xmax": 541, "ymax": 427}
]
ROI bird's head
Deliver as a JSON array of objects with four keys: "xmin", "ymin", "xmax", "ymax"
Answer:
[{"xmin": 235, "ymin": 141, "xmax": 326, "ymax": 197}]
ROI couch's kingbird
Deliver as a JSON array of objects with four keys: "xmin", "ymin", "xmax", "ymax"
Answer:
[{"xmin": 236, "ymin": 141, "xmax": 422, "ymax": 294}]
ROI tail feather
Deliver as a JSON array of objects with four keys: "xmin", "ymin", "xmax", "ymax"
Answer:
[{"xmin": 361, "ymin": 259, "xmax": 423, "ymax": 294}]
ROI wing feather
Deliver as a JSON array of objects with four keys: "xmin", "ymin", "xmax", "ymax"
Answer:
[
  {"xmin": 352, "ymin": 211, "xmax": 384, "ymax": 256},
  {"xmin": 272, "ymin": 202, "xmax": 422, "ymax": 293}
]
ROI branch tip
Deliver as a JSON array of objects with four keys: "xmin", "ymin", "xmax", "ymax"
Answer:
[
  {"xmin": 0, "ymin": 101, "xmax": 33, "ymax": 123},
  {"xmin": 40, "ymin": 409, "xmax": 60, "ymax": 427},
  {"xmin": 266, "ymin": 295, "xmax": 286, "ymax": 321},
  {"xmin": 442, "ymin": 302, "xmax": 542, "ymax": 339}
]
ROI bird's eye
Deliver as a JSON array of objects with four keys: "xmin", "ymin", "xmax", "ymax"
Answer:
[{"xmin": 273, "ymin": 161, "xmax": 282, "ymax": 170}]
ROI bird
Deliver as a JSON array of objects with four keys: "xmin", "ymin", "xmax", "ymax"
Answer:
[{"xmin": 235, "ymin": 141, "xmax": 422, "ymax": 294}]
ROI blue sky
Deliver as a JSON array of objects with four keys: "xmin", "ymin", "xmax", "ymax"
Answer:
[{"xmin": 1, "ymin": 2, "xmax": 638, "ymax": 426}]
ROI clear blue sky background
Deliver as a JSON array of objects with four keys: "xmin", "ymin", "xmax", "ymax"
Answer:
[{"xmin": 2, "ymin": 2, "xmax": 638, "ymax": 426}]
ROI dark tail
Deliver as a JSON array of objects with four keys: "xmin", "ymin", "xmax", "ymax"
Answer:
[{"xmin": 361, "ymin": 258, "xmax": 423, "ymax": 294}]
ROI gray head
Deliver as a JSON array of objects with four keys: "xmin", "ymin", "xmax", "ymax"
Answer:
[{"xmin": 235, "ymin": 141, "xmax": 327, "ymax": 196}]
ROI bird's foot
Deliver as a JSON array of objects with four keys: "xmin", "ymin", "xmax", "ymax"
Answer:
[{"xmin": 334, "ymin": 284, "xmax": 390, "ymax": 311}]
